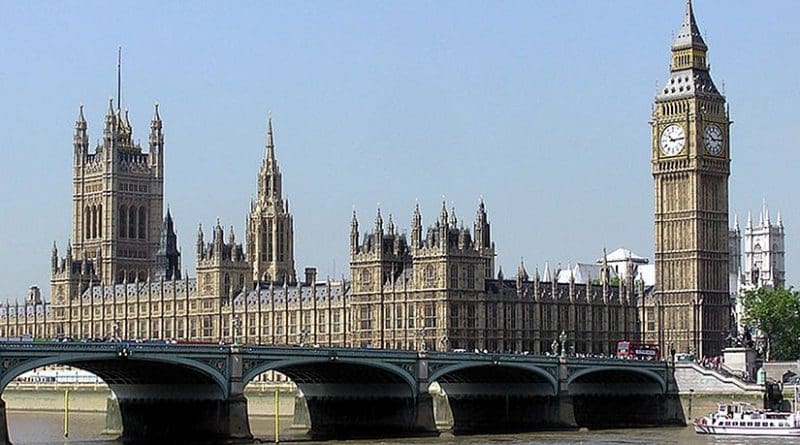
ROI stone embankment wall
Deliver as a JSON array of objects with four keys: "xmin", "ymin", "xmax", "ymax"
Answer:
[
  {"xmin": 673, "ymin": 362, "xmax": 763, "ymax": 394},
  {"xmin": 2, "ymin": 386, "xmax": 298, "ymax": 416}
]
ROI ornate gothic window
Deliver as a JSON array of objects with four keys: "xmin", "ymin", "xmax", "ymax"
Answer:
[
  {"xmin": 424, "ymin": 265, "xmax": 436, "ymax": 286},
  {"xmin": 91, "ymin": 205, "xmax": 97, "ymax": 238},
  {"xmin": 138, "ymin": 207, "xmax": 146, "ymax": 239},
  {"xmin": 128, "ymin": 206, "xmax": 137, "ymax": 238},
  {"xmin": 467, "ymin": 265, "xmax": 475, "ymax": 289},
  {"xmin": 450, "ymin": 265, "xmax": 458, "ymax": 288},
  {"xmin": 84, "ymin": 206, "xmax": 91, "ymax": 239},
  {"xmin": 98, "ymin": 204, "xmax": 102, "ymax": 237},
  {"xmin": 119, "ymin": 206, "xmax": 127, "ymax": 238}
]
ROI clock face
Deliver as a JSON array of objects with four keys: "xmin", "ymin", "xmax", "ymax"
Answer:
[
  {"xmin": 704, "ymin": 124, "xmax": 724, "ymax": 155},
  {"xmin": 660, "ymin": 124, "xmax": 685, "ymax": 156}
]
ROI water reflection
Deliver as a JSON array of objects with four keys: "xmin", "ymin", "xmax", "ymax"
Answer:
[{"xmin": 6, "ymin": 411, "xmax": 798, "ymax": 445}]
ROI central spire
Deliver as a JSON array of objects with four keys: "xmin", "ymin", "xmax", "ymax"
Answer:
[
  {"xmin": 117, "ymin": 46, "xmax": 122, "ymax": 112},
  {"xmin": 672, "ymin": 0, "xmax": 707, "ymax": 51},
  {"xmin": 265, "ymin": 114, "xmax": 276, "ymax": 164}
]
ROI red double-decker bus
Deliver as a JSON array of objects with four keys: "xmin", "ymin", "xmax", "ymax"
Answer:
[{"xmin": 616, "ymin": 341, "xmax": 661, "ymax": 360}]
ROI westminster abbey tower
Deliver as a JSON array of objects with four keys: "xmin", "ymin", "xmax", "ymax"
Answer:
[{"xmin": 650, "ymin": 0, "xmax": 731, "ymax": 357}]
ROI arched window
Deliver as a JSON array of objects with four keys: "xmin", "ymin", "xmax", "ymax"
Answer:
[
  {"xmin": 260, "ymin": 221, "xmax": 267, "ymax": 261},
  {"xmin": 91, "ymin": 205, "xmax": 98, "ymax": 238},
  {"xmin": 117, "ymin": 270, "xmax": 125, "ymax": 283},
  {"xmin": 266, "ymin": 221, "xmax": 273, "ymax": 261},
  {"xmin": 223, "ymin": 273, "xmax": 231, "ymax": 297},
  {"xmin": 467, "ymin": 265, "xmax": 475, "ymax": 289},
  {"xmin": 450, "ymin": 265, "xmax": 458, "ymax": 288},
  {"xmin": 97, "ymin": 204, "xmax": 102, "ymax": 237},
  {"xmin": 128, "ymin": 206, "xmax": 137, "ymax": 238},
  {"xmin": 239, "ymin": 274, "xmax": 245, "ymax": 290},
  {"xmin": 84, "ymin": 206, "xmax": 91, "ymax": 239},
  {"xmin": 138, "ymin": 207, "xmax": 147, "ymax": 239},
  {"xmin": 119, "ymin": 206, "xmax": 127, "ymax": 238}
]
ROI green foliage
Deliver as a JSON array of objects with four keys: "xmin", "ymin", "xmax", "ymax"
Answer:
[{"xmin": 743, "ymin": 286, "xmax": 800, "ymax": 361}]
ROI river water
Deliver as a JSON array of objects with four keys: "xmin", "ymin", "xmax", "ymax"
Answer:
[{"xmin": 6, "ymin": 411, "xmax": 797, "ymax": 445}]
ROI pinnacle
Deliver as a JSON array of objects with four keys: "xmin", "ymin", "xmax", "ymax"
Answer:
[{"xmin": 672, "ymin": 0, "xmax": 707, "ymax": 50}]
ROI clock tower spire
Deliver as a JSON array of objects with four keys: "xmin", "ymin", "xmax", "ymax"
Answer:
[{"xmin": 649, "ymin": 0, "xmax": 731, "ymax": 357}]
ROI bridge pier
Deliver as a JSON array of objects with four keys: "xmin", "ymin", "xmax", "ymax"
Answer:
[
  {"xmin": 0, "ymin": 399, "xmax": 10, "ymax": 445},
  {"xmin": 556, "ymin": 358, "xmax": 578, "ymax": 428}
]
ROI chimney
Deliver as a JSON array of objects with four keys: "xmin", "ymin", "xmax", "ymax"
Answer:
[{"xmin": 305, "ymin": 267, "xmax": 317, "ymax": 286}]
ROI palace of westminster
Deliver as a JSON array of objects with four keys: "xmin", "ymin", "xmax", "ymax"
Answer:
[{"xmin": 1, "ymin": 2, "xmax": 787, "ymax": 358}]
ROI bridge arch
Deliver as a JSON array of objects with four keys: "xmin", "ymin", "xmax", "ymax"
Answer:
[
  {"xmin": 429, "ymin": 362, "xmax": 559, "ymax": 434},
  {"xmin": 567, "ymin": 366, "xmax": 667, "ymax": 394},
  {"xmin": 567, "ymin": 365, "xmax": 670, "ymax": 428},
  {"xmin": 0, "ymin": 345, "xmax": 243, "ymax": 443},
  {"xmin": 429, "ymin": 362, "xmax": 558, "ymax": 395},
  {"xmin": 242, "ymin": 355, "xmax": 426, "ymax": 438},
  {"xmin": 242, "ymin": 356, "xmax": 417, "ymax": 394},
  {"xmin": 0, "ymin": 353, "xmax": 229, "ymax": 398}
]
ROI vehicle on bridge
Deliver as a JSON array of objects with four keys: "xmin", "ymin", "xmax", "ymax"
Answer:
[{"xmin": 615, "ymin": 341, "xmax": 660, "ymax": 361}]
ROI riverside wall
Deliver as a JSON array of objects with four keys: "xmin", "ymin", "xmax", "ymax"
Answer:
[{"xmin": 2, "ymin": 385, "xmax": 298, "ymax": 416}]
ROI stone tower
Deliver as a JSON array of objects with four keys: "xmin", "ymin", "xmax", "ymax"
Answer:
[
  {"xmin": 197, "ymin": 221, "xmax": 251, "ymax": 299},
  {"xmin": 154, "ymin": 208, "xmax": 181, "ymax": 281},
  {"xmin": 743, "ymin": 204, "xmax": 785, "ymax": 289},
  {"xmin": 246, "ymin": 117, "xmax": 297, "ymax": 284},
  {"xmin": 69, "ymin": 95, "xmax": 164, "ymax": 285},
  {"xmin": 651, "ymin": 0, "xmax": 731, "ymax": 356}
]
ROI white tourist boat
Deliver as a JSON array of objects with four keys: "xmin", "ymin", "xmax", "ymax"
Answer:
[{"xmin": 693, "ymin": 402, "xmax": 800, "ymax": 436}]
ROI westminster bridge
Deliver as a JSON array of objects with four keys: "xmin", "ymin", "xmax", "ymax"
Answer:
[{"xmin": 0, "ymin": 342, "xmax": 684, "ymax": 443}]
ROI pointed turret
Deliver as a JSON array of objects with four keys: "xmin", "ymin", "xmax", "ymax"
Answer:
[
  {"xmin": 149, "ymin": 102, "xmax": 164, "ymax": 153},
  {"xmin": 196, "ymin": 223, "xmax": 205, "ymax": 259},
  {"xmin": 265, "ymin": 115, "xmax": 275, "ymax": 165},
  {"xmin": 777, "ymin": 210, "xmax": 783, "ymax": 229},
  {"xmin": 516, "ymin": 259, "xmax": 529, "ymax": 282},
  {"xmin": 411, "ymin": 202, "xmax": 422, "ymax": 249},
  {"xmin": 733, "ymin": 213, "xmax": 740, "ymax": 231},
  {"xmin": 73, "ymin": 104, "xmax": 89, "ymax": 158},
  {"xmin": 387, "ymin": 214, "xmax": 395, "ymax": 235},
  {"xmin": 474, "ymin": 197, "xmax": 490, "ymax": 249},
  {"xmin": 155, "ymin": 208, "xmax": 180, "ymax": 281},
  {"xmin": 51, "ymin": 242, "xmax": 58, "ymax": 273},
  {"xmin": 350, "ymin": 210, "xmax": 359, "ymax": 255},
  {"xmin": 747, "ymin": 211, "xmax": 753, "ymax": 229},
  {"xmin": 450, "ymin": 206, "xmax": 458, "ymax": 229},
  {"xmin": 672, "ymin": 0, "xmax": 707, "ymax": 51},
  {"xmin": 439, "ymin": 200, "xmax": 448, "ymax": 227}
]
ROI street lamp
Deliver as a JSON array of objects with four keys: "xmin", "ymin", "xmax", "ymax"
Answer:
[
  {"xmin": 439, "ymin": 335, "xmax": 449, "ymax": 352},
  {"xmin": 416, "ymin": 327, "xmax": 428, "ymax": 352},
  {"xmin": 232, "ymin": 316, "xmax": 242, "ymax": 346},
  {"xmin": 559, "ymin": 330, "xmax": 568, "ymax": 358}
]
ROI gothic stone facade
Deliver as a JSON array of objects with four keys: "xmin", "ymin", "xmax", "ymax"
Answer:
[{"xmin": 646, "ymin": 0, "xmax": 731, "ymax": 357}]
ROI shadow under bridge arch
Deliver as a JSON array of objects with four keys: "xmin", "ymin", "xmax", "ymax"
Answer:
[
  {"xmin": 568, "ymin": 366, "xmax": 671, "ymax": 428},
  {"xmin": 0, "ymin": 352, "xmax": 238, "ymax": 442},
  {"xmin": 430, "ymin": 362, "xmax": 559, "ymax": 434},
  {"xmin": 243, "ymin": 356, "xmax": 433, "ymax": 439}
]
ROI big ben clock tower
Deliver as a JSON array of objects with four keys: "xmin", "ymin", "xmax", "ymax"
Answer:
[{"xmin": 651, "ymin": 0, "xmax": 731, "ymax": 357}]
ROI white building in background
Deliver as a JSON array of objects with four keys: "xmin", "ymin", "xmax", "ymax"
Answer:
[
  {"xmin": 550, "ymin": 247, "xmax": 655, "ymax": 287},
  {"xmin": 729, "ymin": 202, "xmax": 786, "ymax": 333}
]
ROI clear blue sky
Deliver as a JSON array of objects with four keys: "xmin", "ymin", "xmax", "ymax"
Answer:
[{"xmin": 1, "ymin": 1, "xmax": 797, "ymax": 300}]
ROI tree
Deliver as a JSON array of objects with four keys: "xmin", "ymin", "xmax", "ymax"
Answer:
[{"xmin": 743, "ymin": 286, "xmax": 800, "ymax": 361}]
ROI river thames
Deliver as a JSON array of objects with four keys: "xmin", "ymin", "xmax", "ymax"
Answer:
[{"xmin": 6, "ymin": 411, "xmax": 797, "ymax": 445}]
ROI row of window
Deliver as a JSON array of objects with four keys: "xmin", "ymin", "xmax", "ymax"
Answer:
[
  {"xmin": 119, "ymin": 205, "xmax": 148, "ymax": 239},
  {"xmin": 120, "ymin": 183, "xmax": 149, "ymax": 193}
]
